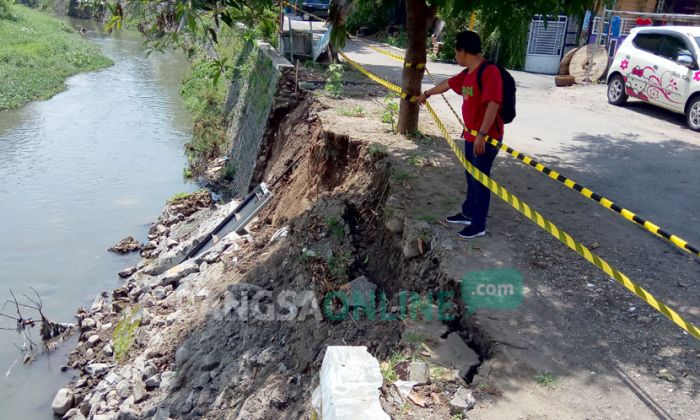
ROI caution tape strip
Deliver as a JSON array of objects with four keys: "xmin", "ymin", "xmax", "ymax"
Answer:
[
  {"xmin": 338, "ymin": 51, "xmax": 700, "ymax": 341},
  {"xmin": 368, "ymin": 45, "xmax": 700, "ymax": 259}
]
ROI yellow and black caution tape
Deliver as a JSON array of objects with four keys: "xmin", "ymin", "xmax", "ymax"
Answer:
[
  {"xmin": 367, "ymin": 46, "xmax": 700, "ymax": 259},
  {"xmin": 338, "ymin": 51, "xmax": 700, "ymax": 341}
]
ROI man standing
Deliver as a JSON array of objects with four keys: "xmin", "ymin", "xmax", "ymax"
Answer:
[{"xmin": 418, "ymin": 30, "xmax": 503, "ymax": 239}]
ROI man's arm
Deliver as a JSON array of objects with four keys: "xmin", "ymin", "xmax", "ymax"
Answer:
[
  {"xmin": 418, "ymin": 79, "xmax": 450, "ymax": 104},
  {"xmin": 474, "ymin": 101, "xmax": 499, "ymax": 155}
]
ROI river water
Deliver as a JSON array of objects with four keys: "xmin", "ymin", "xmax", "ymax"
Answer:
[{"xmin": 0, "ymin": 20, "xmax": 195, "ymax": 418}]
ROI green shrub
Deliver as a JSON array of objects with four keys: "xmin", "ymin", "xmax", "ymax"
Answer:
[
  {"xmin": 436, "ymin": 1, "xmax": 529, "ymax": 69},
  {"xmin": 346, "ymin": 0, "xmax": 395, "ymax": 34},
  {"xmin": 324, "ymin": 63, "xmax": 344, "ymax": 98},
  {"xmin": 381, "ymin": 93, "xmax": 399, "ymax": 133}
]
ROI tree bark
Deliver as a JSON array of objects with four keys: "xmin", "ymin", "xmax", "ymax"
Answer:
[{"xmin": 397, "ymin": 0, "xmax": 434, "ymax": 135}]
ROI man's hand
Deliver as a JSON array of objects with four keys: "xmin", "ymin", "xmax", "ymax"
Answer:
[
  {"xmin": 417, "ymin": 92, "xmax": 428, "ymax": 105},
  {"xmin": 474, "ymin": 133, "xmax": 486, "ymax": 156}
]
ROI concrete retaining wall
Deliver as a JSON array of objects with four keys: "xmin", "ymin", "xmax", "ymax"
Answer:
[{"xmin": 224, "ymin": 41, "xmax": 294, "ymax": 196}]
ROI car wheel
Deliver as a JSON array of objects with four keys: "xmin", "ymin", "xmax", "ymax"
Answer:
[
  {"xmin": 688, "ymin": 97, "xmax": 700, "ymax": 132},
  {"xmin": 607, "ymin": 74, "xmax": 628, "ymax": 106}
]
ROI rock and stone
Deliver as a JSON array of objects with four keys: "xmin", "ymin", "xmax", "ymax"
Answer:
[
  {"xmin": 108, "ymin": 236, "xmax": 142, "ymax": 254},
  {"xmin": 151, "ymin": 286, "xmax": 167, "ymax": 300},
  {"xmin": 103, "ymin": 344, "xmax": 113, "ymax": 357},
  {"xmin": 62, "ymin": 408, "xmax": 85, "ymax": 420},
  {"xmin": 87, "ymin": 335, "xmax": 101, "ymax": 347},
  {"xmin": 93, "ymin": 414, "xmax": 118, "ymax": 420},
  {"xmin": 81, "ymin": 318, "xmax": 97, "ymax": 331},
  {"xmin": 428, "ymin": 332, "xmax": 480, "ymax": 378},
  {"xmin": 105, "ymin": 371, "xmax": 122, "ymax": 385},
  {"xmin": 160, "ymin": 371, "xmax": 177, "ymax": 391},
  {"xmin": 141, "ymin": 362, "xmax": 158, "ymax": 379},
  {"xmin": 160, "ymin": 261, "xmax": 199, "ymax": 287},
  {"xmin": 385, "ymin": 217, "xmax": 404, "ymax": 234},
  {"xmin": 402, "ymin": 241, "xmax": 421, "ymax": 259},
  {"xmin": 91, "ymin": 296, "xmax": 106, "ymax": 313},
  {"xmin": 116, "ymin": 381, "xmax": 131, "ymax": 399},
  {"xmin": 269, "ymin": 226, "xmax": 289, "ymax": 243},
  {"xmin": 132, "ymin": 380, "xmax": 147, "ymax": 403},
  {"xmin": 144, "ymin": 374, "xmax": 161, "ymax": 389},
  {"xmin": 449, "ymin": 387, "xmax": 476, "ymax": 414},
  {"xmin": 409, "ymin": 361, "xmax": 430, "ymax": 384},
  {"xmin": 346, "ymin": 276, "xmax": 377, "ymax": 307},
  {"xmin": 118, "ymin": 404, "xmax": 139, "ymax": 420},
  {"xmin": 86, "ymin": 363, "xmax": 109, "ymax": 377},
  {"xmin": 118, "ymin": 266, "xmax": 137, "ymax": 278},
  {"xmin": 52, "ymin": 388, "xmax": 74, "ymax": 416},
  {"xmin": 166, "ymin": 311, "xmax": 180, "ymax": 325},
  {"xmin": 393, "ymin": 380, "xmax": 417, "ymax": 400},
  {"xmin": 201, "ymin": 354, "xmax": 221, "ymax": 371}
]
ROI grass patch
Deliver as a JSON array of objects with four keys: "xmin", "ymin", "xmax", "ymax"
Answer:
[
  {"xmin": 337, "ymin": 105, "xmax": 365, "ymax": 117},
  {"xmin": 112, "ymin": 306, "xmax": 142, "ymax": 362},
  {"xmin": 168, "ymin": 191, "xmax": 192, "ymax": 203},
  {"xmin": 533, "ymin": 372, "xmax": 558, "ymax": 389},
  {"xmin": 0, "ymin": 4, "xmax": 113, "ymax": 110},
  {"xmin": 380, "ymin": 351, "xmax": 410, "ymax": 384},
  {"xmin": 326, "ymin": 250, "xmax": 352, "ymax": 282},
  {"xmin": 429, "ymin": 365, "xmax": 446, "ymax": 379},
  {"xmin": 325, "ymin": 215, "xmax": 345, "ymax": 241}
]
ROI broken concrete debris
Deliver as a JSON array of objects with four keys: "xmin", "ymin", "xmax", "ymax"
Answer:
[{"xmin": 313, "ymin": 346, "xmax": 390, "ymax": 420}]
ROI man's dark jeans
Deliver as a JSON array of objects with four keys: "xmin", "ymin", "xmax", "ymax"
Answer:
[{"xmin": 462, "ymin": 140, "xmax": 499, "ymax": 231}]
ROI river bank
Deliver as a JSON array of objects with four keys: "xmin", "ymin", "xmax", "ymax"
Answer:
[
  {"xmin": 53, "ymin": 32, "xmax": 700, "ymax": 419},
  {"xmin": 47, "ymin": 35, "xmax": 491, "ymax": 418},
  {"xmin": 0, "ymin": 4, "xmax": 112, "ymax": 110}
]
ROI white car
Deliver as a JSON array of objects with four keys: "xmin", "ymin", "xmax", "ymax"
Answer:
[{"xmin": 607, "ymin": 26, "xmax": 700, "ymax": 131}]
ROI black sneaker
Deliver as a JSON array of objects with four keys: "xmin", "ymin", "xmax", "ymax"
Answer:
[
  {"xmin": 458, "ymin": 225, "xmax": 486, "ymax": 239},
  {"xmin": 446, "ymin": 212, "xmax": 472, "ymax": 225}
]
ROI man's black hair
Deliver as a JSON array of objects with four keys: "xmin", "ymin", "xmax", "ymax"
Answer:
[{"xmin": 455, "ymin": 31, "xmax": 482, "ymax": 55}]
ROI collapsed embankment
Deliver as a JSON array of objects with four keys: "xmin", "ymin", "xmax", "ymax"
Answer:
[{"xmin": 52, "ymin": 40, "xmax": 492, "ymax": 420}]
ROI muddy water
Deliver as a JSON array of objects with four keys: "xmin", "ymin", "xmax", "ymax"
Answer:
[{"xmin": 0, "ymin": 21, "xmax": 195, "ymax": 418}]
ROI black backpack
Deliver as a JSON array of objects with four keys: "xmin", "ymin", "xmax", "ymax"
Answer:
[{"xmin": 477, "ymin": 61, "xmax": 517, "ymax": 124}]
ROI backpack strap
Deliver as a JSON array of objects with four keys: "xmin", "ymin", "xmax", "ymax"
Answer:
[{"xmin": 476, "ymin": 60, "xmax": 494, "ymax": 93}]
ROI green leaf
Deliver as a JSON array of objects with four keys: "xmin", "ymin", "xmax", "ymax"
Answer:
[{"xmin": 187, "ymin": 14, "xmax": 197, "ymax": 34}]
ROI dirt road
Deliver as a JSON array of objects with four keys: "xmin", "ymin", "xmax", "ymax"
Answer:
[{"xmin": 333, "ymin": 40, "xmax": 700, "ymax": 419}]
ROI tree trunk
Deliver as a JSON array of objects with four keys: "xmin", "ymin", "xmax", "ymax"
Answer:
[{"xmin": 398, "ymin": 0, "xmax": 434, "ymax": 135}]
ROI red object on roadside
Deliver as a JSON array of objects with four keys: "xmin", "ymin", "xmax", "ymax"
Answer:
[{"xmin": 636, "ymin": 17, "xmax": 653, "ymax": 26}]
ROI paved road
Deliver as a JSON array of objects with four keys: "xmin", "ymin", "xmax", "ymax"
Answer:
[{"xmin": 342, "ymin": 39, "xmax": 700, "ymax": 248}]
